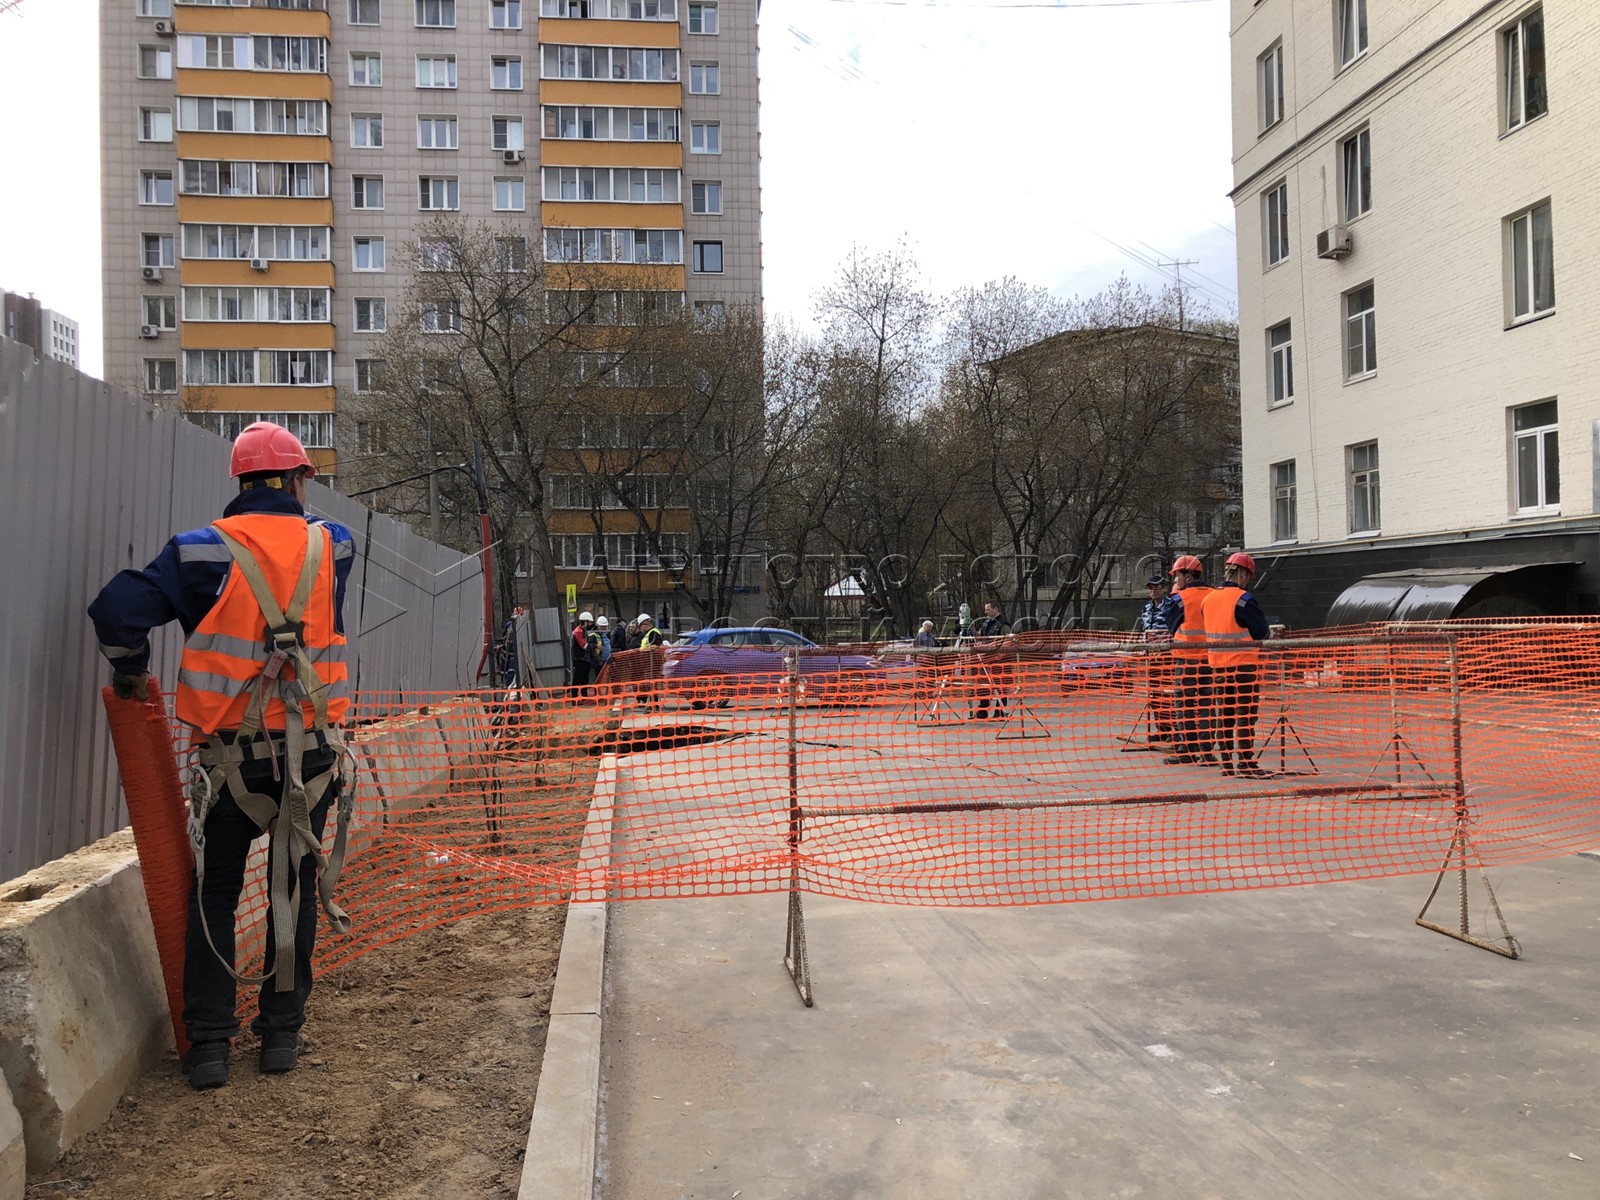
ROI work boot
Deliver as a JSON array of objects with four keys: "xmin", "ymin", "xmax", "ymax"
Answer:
[
  {"xmin": 185, "ymin": 1040, "xmax": 230, "ymax": 1090},
  {"xmin": 259, "ymin": 1031, "xmax": 302, "ymax": 1075}
]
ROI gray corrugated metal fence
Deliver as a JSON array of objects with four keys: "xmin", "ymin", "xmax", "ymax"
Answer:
[{"xmin": 0, "ymin": 340, "xmax": 486, "ymax": 883}]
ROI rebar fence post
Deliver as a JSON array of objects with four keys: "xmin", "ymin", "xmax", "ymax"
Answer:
[
  {"xmin": 1415, "ymin": 633, "xmax": 1521, "ymax": 958},
  {"xmin": 782, "ymin": 647, "xmax": 813, "ymax": 1005}
]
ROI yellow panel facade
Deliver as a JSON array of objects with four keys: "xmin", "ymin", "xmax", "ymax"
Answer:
[
  {"xmin": 179, "ymin": 196, "xmax": 335, "ymax": 226},
  {"xmin": 541, "ymin": 201, "xmax": 683, "ymax": 228},
  {"xmin": 176, "ymin": 133, "xmax": 335, "ymax": 162},
  {"xmin": 538, "ymin": 140, "xmax": 683, "ymax": 170},
  {"xmin": 181, "ymin": 385, "xmax": 336, "ymax": 412},
  {"xmin": 174, "ymin": 7, "xmax": 330, "ymax": 37},
  {"xmin": 538, "ymin": 80, "xmax": 682, "ymax": 109},
  {"xmin": 180, "ymin": 261, "xmax": 335, "ymax": 288},
  {"xmin": 537, "ymin": 18, "xmax": 680, "ymax": 48},
  {"xmin": 182, "ymin": 322, "xmax": 335, "ymax": 351},
  {"xmin": 544, "ymin": 262, "xmax": 686, "ymax": 290},
  {"xmin": 176, "ymin": 69, "xmax": 332, "ymax": 103}
]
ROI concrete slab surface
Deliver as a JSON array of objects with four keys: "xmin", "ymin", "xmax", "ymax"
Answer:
[{"xmin": 598, "ymin": 860, "xmax": 1600, "ymax": 1200}]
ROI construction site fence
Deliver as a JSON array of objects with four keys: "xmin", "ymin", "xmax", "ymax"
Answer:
[
  {"xmin": 103, "ymin": 618, "xmax": 1600, "ymax": 1007},
  {"xmin": 0, "ymin": 342, "xmax": 486, "ymax": 883}
]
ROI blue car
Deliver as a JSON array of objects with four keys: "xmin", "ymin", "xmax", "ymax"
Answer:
[{"xmin": 661, "ymin": 627, "xmax": 884, "ymax": 708}]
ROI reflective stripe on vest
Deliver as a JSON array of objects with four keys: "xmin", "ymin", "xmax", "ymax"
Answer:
[
  {"xmin": 1202, "ymin": 585, "xmax": 1260, "ymax": 667},
  {"xmin": 176, "ymin": 514, "xmax": 350, "ymax": 735},
  {"xmin": 1171, "ymin": 585, "xmax": 1213, "ymax": 659}
]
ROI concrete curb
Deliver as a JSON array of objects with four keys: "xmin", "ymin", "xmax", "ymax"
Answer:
[{"xmin": 518, "ymin": 755, "xmax": 618, "ymax": 1200}]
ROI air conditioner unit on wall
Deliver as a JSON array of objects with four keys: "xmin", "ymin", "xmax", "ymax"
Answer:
[
  {"xmin": 502, "ymin": 149, "xmax": 525, "ymax": 164},
  {"xmin": 141, "ymin": 266, "xmax": 163, "ymax": 281},
  {"xmin": 250, "ymin": 258, "xmax": 270, "ymax": 272},
  {"xmin": 153, "ymin": 19, "xmax": 174, "ymax": 36},
  {"xmin": 1317, "ymin": 224, "xmax": 1353, "ymax": 260},
  {"xmin": 139, "ymin": 325, "xmax": 159, "ymax": 339}
]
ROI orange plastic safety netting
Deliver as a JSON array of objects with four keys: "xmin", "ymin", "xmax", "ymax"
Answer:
[{"xmin": 141, "ymin": 618, "xmax": 1600, "ymax": 984}]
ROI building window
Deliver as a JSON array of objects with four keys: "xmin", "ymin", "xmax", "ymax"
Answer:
[
  {"xmin": 1512, "ymin": 399, "xmax": 1559, "ymax": 512},
  {"xmin": 693, "ymin": 299, "xmax": 725, "ymax": 330},
  {"xmin": 692, "ymin": 240, "xmax": 723, "ymax": 273},
  {"xmin": 352, "ymin": 175, "xmax": 385, "ymax": 209},
  {"xmin": 1503, "ymin": 7, "xmax": 1546, "ymax": 132},
  {"xmin": 142, "ymin": 233, "xmax": 176, "ymax": 268},
  {"xmin": 418, "ymin": 238, "xmax": 459, "ymax": 271},
  {"xmin": 1258, "ymin": 41, "xmax": 1284, "ymax": 131},
  {"xmin": 495, "ymin": 236, "xmax": 529, "ymax": 272},
  {"xmin": 142, "ymin": 295, "xmax": 178, "ymax": 330},
  {"xmin": 353, "ymin": 236, "xmax": 386, "ymax": 271},
  {"xmin": 420, "ymin": 299, "xmax": 463, "ymax": 333},
  {"xmin": 689, "ymin": 61, "xmax": 720, "ymax": 94},
  {"xmin": 349, "ymin": 0, "xmax": 380, "ymax": 24},
  {"xmin": 143, "ymin": 358, "xmax": 178, "ymax": 394},
  {"xmin": 1344, "ymin": 282, "xmax": 1376, "ymax": 379},
  {"xmin": 687, "ymin": 1, "xmax": 717, "ymax": 34},
  {"xmin": 1267, "ymin": 320, "xmax": 1293, "ymax": 406},
  {"xmin": 351, "ymin": 113, "xmax": 384, "ymax": 147},
  {"xmin": 1271, "ymin": 460, "xmax": 1297, "ymax": 542},
  {"xmin": 415, "ymin": 0, "xmax": 454, "ymax": 27},
  {"xmin": 1340, "ymin": 127, "xmax": 1370, "ymax": 220},
  {"xmin": 492, "ymin": 55, "xmax": 523, "ymax": 89},
  {"xmin": 1347, "ymin": 441, "xmax": 1379, "ymax": 532},
  {"xmin": 1337, "ymin": 0, "xmax": 1367, "ymax": 68},
  {"xmin": 355, "ymin": 358, "xmax": 384, "ymax": 392},
  {"xmin": 419, "ymin": 176, "xmax": 460, "ymax": 210},
  {"xmin": 1507, "ymin": 201, "xmax": 1554, "ymax": 323},
  {"xmin": 492, "ymin": 116, "xmax": 525, "ymax": 151},
  {"xmin": 139, "ymin": 170, "xmax": 175, "ymax": 206},
  {"xmin": 493, "ymin": 177, "xmax": 526, "ymax": 210},
  {"xmin": 138, "ymin": 107, "xmax": 174, "ymax": 142},
  {"xmin": 137, "ymin": 45, "xmax": 173, "ymax": 80},
  {"xmin": 491, "ymin": 0, "xmax": 521, "ymax": 28},
  {"xmin": 691, "ymin": 180, "xmax": 722, "ymax": 215},
  {"xmin": 354, "ymin": 297, "xmax": 387, "ymax": 332},
  {"xmin": 417, "ymin": 115, "xmax": 459, "ymax": 149},
  {"xmin": 690, "ymin": 121, "xmax": 720, "ymax": 154},
  {"xmin": 349, "ymin": 52, "xmax": 382, "ymax": 86},
  {"xmin": 137, "ymin": 0, "xmax": 173, "ymax": 15},
  {"xmin": 1263, "ymin": 180, "xmax": 1289, "ymax": 267},
  {"xmin": 416, "ymin": 55, "xmax": 457, "ymax": 88}
]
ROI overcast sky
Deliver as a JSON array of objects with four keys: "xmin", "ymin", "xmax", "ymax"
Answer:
[{"xmin": 0, "ymin": 0, "xmax": 1235, "ymax": 380}]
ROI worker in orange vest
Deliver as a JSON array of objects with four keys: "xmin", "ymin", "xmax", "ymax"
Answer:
[
  {"xmin": 1162, "ymin": 555, "xmax": 1217, "ymax": 764},
  {"xmin": 89, "ymin": 422, "xmax": 356, "ymax": 1090},
  {"xmin": 1202, "ymin": 552, "xmax": 1272, "ymax": 778}
]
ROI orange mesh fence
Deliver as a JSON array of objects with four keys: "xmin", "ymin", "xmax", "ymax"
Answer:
[{"xmin": 108, "ymin": 619, "xmax": 1600, "ymax": 1007}]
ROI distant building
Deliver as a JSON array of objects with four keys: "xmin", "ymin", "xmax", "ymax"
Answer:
[
  {"xmin": 1230, "ymin": 1, "xmax": 1600, "ymax": 627},
  {"xmin": 1, "ymin": 290, "xmax": 80, "ymax": 368}
]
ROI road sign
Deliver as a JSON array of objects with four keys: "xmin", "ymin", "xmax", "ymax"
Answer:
[{"xmin": 566, "ymin": 583, "xmax": 577, "ymax": 613}]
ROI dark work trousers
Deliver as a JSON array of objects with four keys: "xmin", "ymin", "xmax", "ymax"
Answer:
[
  {"xmin": 1212, "ymin": 664, "xmax": 1262, "ymax": 767},
  {"xmin": 1172, "ymin": 659, "xmax": 1214, "ymax": 757},
  {"xmin": 183, "ymin": 754, "xmax": 336, "ymax": 1044}
]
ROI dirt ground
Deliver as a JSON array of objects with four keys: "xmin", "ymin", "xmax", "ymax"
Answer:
[{"xmin": 28, "ymin": 904, "xmax": 567, "ymax": 1200}]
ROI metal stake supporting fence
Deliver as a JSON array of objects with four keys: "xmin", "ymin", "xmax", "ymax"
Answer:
[
  {"xmin": 782, "ymin": 648, "xmax": 813, "ymax": 1006},
  {"xmin": 1414, "ymin": 633, "xmax": 1521, "ymax": 958},
  {"xmin": 994, "ymin": 647, "xmax": 1050, "ymax": 741}
]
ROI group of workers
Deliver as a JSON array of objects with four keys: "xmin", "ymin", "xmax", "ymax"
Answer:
[
  {"xmin": 568, "ymin": 609, "xmax": 664, "ymax": 693},
  {"xmin": 1136, "ymin": 552, "xmax": 1273, "ymax": 778}
]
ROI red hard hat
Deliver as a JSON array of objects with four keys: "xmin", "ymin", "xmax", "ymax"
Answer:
[
  {"xmin": 1170, "ymin": 555, "xmax": 1204, "ymax": 575},
  {"xmin": 230, "ymin": 421, "xmax": 315, "ymax": 479},
  {"xmin": 1226, "ymin": 552, "xmax": 1257, "ymax": 574}
]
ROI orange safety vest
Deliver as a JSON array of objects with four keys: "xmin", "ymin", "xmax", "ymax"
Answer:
[
  {"xmin": 176, "ymin": 513, "xmax": 349, "ymax": 735},
  {"xmin": 1202, "ymin": 585, "xmax": 1260, "ymax": 668},
  {"xmin": 1171, "ymin": 585, "xmax": 1213, "ymax": 660}
]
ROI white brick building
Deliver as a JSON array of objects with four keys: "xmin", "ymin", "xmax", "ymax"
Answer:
[{"xmin": 1229, "ymin": 0, "xmax": 1599, "ymax": 625}]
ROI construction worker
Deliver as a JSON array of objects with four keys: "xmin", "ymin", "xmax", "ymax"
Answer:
[
  {"xmin": 1203, "ymin": 552, "xmax": 1272, "ymax": 778},
  {"xmin": 633, "ymin": 613, "xmax": 665, "ymax": 708},
  {"xmin": 635, "ymin": 612, "xmax": 664, "ymax": 649},
  {"xmin": 88, "ymin": 421, "xmax": 356, "ymax": 1090},
  {"xmin": 569, "ymin": 610, "xmax": 596, "ymax": 694},
  {"xmin": 1162, "ymin": 555, "xmax": 1216, "ymax": 765}
]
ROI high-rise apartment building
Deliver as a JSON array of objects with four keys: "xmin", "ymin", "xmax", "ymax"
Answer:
[
  {"xmin": 2, "ymin": 290, "xmax": 81, "ymax": 368},
  {"xmin": 101, "ymin": 0, "xmax": 761, "ymax": 484},
  {"xmin": 1229, "ymin": 1, "xmax": 1600, "ymax": 627}
]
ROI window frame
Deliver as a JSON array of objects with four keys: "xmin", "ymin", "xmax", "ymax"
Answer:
[
  {"xmin": 1337, "ymin": 0, "xmax": 1368, "ymax": 70},
  {"xmin": 136, "ymin": 44, "xmax": 174, "ymax": 80},
  {"xmin": 349, "ymin": 51, "xmax": 383, "ymax": 86},
  {"xmin": 353, "ymin": 296, "xmax": 388, "ymax": 333},
  {"xmin": 348, "ymin": 0, "xmax": 381, "ymax": 25},
  {"xmin": 139, "ymin": 169, "xmax": 175, "ymax": 206},
  {"xmin": 351, "ymin": 174, "xmax": 385, "ymax": 209},
  {"xmin": 1346, "ymin": 440, "xmax": 1380, "ymax": 534},
  {"xmin": 1502, "ymin": 6, "xmax": 1547, "ymax": 134},
  {"xmin": 353, "ymin": 235, "xmax": 386, "ymax": 271},
  {"xmin": 1343, "ymin": 281, "xmax": 1376, "ymax": 381},
  {"xmin": 491, "ymin": 55, "xmax": 523, "ymax": 89},
  {"xmin": 138, "ymin": 107, "xmax": 174, "ymax": 142},
  {"xmin": 350, "ymin": 112, "xmax": 384, "ymax": 148},
  {"xmin": 414, "ymin": 0, "xmax": 455, "ymax": 28},
  {"xmin": 490, "ymin": 0, "xmax": 522, "ymax": 29},
  {"xmin": 416, "ymin": 114, "xmax": 460, "ymax": 150},
  {"xmin": 689, "ymin": 121, "xmax": 721, "ymax": 155},
  {"xmin": 415, "ymin": 55, "xmax": 458, "ymax": 88},
  {"xmin": 418, "ymin": 175, "xmax": 461, "ymax": 211},
  {"xmin": 1339, "ymin": 125, "xmax": 1371, "ymax": 222},
  {"xmin": 690, "ymin": 179, "xmax": 722, "ymax": 215},
  {"xmin": 1506, "ymin": 199, "xmax": 1555, "ymax": 325},
  {"xmin": 1270, "ymin": 459, "xmax": 1298, "ymax": 543},
  {"xmin": 491, "ymin": 115, "xmax": 525, "ymax": 152},
  {"xmin": 687, "ymin": 1, "xmax": 717, "ymax": 34},
  {"xmin": 689, "ymin": 61, "xmax": 720, "ymax": 95},
  {"xmin": 1258, "ymin": 40, "xmax": 1284, "ymax": 132},
  {"xmin": 493, "ymin": 176, "xmax": 526, "ymax": 211},
  {"xmin": 143, "ymin": 358, "xmax": 179, "ymax": 394},
  {"xmin": 691, "ymin": 240, "xmax": 723, "ymax": 274},
  {"xmin": 1511, "ymin": 399, "xmax": 1560, "ymax": 514},
  {"xmin": 142, "ymin": 294, "xmax": 178, "ymax": 330},
  {"xmin": 1267, "ymin": 319, "xmax": 1293, "ymax": 408},
  {"xmin": 1263, "ymin": 180, "xmax": 1289, "ymax": 268}
]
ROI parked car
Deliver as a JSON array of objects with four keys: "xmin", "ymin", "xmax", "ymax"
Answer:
[{"xmin": 661, "ymin": 627, "xmax": 886, "ymax": 708}]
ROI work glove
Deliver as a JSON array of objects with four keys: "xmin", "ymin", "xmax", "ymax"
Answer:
[{"xmin": 112, "ymin": 671, "xmax": 154, "ymax": 701}]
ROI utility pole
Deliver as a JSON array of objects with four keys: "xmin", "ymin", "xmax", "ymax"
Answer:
[{"xmin": 1157, "ymin": 258, "xmax": 1199, "ymax": 331}]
